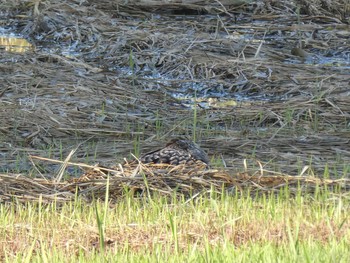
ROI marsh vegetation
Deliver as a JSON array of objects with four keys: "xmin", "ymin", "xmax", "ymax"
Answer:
[{"xmin": 0, "ymin": 0, "xmax": 349, "ymax": 261}]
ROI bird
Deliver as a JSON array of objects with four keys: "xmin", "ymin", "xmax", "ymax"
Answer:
[{"xmin": 139, "ymin": 138, "xmax": 209, "ymax": 166}]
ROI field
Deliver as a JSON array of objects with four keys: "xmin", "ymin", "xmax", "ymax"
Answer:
[
  {"xmin": 0, "ymin": 0, "xmax": 350, "ymax": 261},
  {"xmin": 1, "ymin": 190, "xmax": 350, "ymax": 262}
]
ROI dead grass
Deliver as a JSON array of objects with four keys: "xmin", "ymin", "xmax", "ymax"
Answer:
[
  {"xmin": 0, "ymin": 0, "xmax": 349, "ymax": 177},
  {"xmin": 1, "ymin": 158, "xmax": 350, "ymax": 203},
  {"xmin": 1, "ymin": 2, "xmax": 349, "ymax": 261}
]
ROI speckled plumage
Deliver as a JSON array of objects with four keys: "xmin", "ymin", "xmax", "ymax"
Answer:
[{"xmin": 140, "ymin": 138, "xmax": 209, "ymax": 165}]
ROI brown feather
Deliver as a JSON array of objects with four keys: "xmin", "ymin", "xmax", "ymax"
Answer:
[{"xmin": 140, "ymin": 138, "xmax": 209, "ymax": 165}]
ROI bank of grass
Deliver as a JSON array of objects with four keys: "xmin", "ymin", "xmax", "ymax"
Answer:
[{"xmin": 1, "ymin": 185, "xmax": 349, "ymax": 262}]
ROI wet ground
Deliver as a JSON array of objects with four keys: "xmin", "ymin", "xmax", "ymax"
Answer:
[{"xmin": 0, "ymin": 1, "xmax": 349, "ymax": 177}]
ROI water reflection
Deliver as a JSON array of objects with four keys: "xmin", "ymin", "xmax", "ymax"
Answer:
[{"xmin": 0, "ymin": 35, "xmax": 33, "ymax": 53}]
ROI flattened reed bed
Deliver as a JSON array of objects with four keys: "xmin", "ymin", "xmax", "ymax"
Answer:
[
  {"xmin": 1, "ymin": 161, "xmax": 350, "ymax": 204},
  {"xmin": 90, "ymin": 0, "xmax": 349, "ymax": 19},
  {"xmin": 1, "ymin": 0, "xmax": 349, "ymax": 177}
]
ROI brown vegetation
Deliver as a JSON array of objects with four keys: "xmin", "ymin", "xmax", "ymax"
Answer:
[
  {"xmin": 0, "ymin": 0, "xmax": 349, "ymax": 194},
  {"xmin": 1, "ymin": 160, "xmax": 350, "ymax": 203}
]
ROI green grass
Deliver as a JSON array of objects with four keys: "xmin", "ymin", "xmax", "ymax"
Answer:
[
  {"xmin": 7, "ymin": 242, "xmax": 350, "ymax": 263},
  {"xmin": 1, "ymin": 187, "xmax": 349, "ymax": 262}
]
